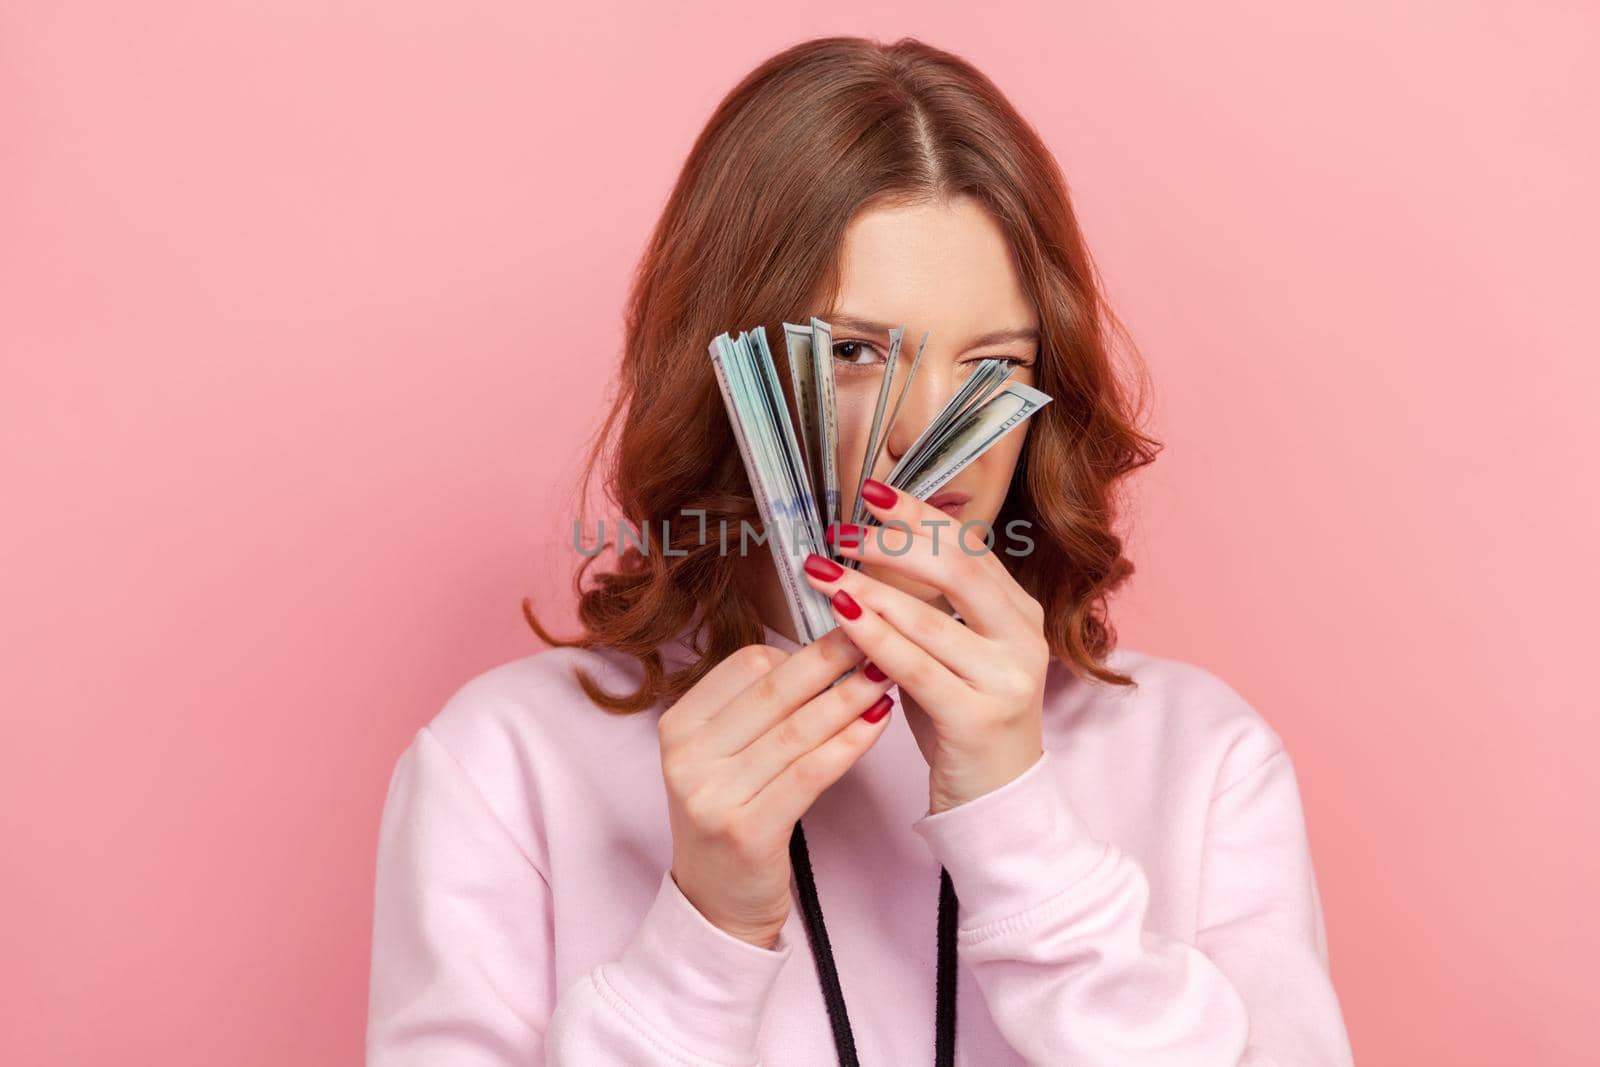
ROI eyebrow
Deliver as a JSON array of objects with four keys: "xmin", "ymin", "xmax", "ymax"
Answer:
[{"xmin": 826, "ymin": 313, "xmax": 1039, "ymax": 354}]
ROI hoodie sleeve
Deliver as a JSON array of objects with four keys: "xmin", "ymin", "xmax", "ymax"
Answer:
[
  {"xmin": 367, "ymin": 726, "xmax": 794, "ymax": 1067},
  {"xmin": 909, "ymin": 746, "xmax": 1354, "ymax": 1066}
]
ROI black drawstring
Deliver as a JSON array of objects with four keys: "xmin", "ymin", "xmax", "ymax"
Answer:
[
  {"xmin": 934, "ymin": 866, "xmax": 958, "ymax": 1064},
  {"xmin": 789, "ymin": 819, "xmax": 958, "ymax": 1066},
  {"xmin": 789, "ymin": 819, "xmax": 860, "ymax": 1066}
]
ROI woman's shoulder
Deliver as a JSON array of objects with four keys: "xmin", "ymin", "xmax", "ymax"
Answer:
[
  {"xmin": 423, "ymin": 642, "xmax": 655, "ymax": 755},
  {"xmin": 1055, "ymin": 645, "xmax": 1290, "ymax": 793},
  {"xmin": 398, "ymin": 644, "xmax": 660, "ymax": 826}
]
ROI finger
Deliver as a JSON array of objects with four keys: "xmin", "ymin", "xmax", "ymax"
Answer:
[
  {"xmin": 691, "ymin": 626, "xmax": 864, "ymax": 756},
  {"xmin": 720, "ymin": 661, "xmax": 895, "ymax": 806},
  {"xmin": 745, "ymin": 688, "xmax": 895, "ymax": 830},
  {"xmin": 800, "ymin": 551, "xmax": 988, "ymax": 683},
  {"xmin": 827, "ymin": 511, "xmax": 1024, "ymax": 639},
  {"xmin": 856, "ymin": 478, "xmax": 1038, "ymax": 608},
  {"xmin": 818, "ymin": 579, "xmax": 970, "ymax": 714},
  {"xmin": 666, "ymin": 642, "xmax": 792, "ymax": 732}
]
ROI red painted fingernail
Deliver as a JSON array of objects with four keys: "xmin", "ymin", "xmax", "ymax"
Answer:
[
  {"xmin": 824, "ymin": 522, "xmax": 865, "ymax": 547},
  {"xmin": 803, "ymin": 553, "xmax": 844, "ymax": 581},
  {"xmin": 861, "ymin": 693, "xmax": 894, "ymax": 723},
  {"xmin": 861, "ymin": 479, "xmax": 897, "ymax": 508},
  {"xmin": 831, "ymin": 589, "xmax": 862, "ymax": 620},
  {"xmin": 863, "ymin": 661, "xmax": 888, "ymax": 683}
]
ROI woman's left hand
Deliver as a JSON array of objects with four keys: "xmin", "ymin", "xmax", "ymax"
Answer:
[{"xmin": 801, "ymin": 478, "xmax": 1048, "ymax": 815}]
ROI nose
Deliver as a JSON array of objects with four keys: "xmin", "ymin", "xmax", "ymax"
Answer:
[{"xmin": 884, "ymin": 356, "xmax": 951, "ymax": 466}]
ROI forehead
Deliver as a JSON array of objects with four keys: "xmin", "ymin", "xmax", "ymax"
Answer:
[{"xmin": 830, "ymin": 195, "xmax": 1037, "ymax": 339}]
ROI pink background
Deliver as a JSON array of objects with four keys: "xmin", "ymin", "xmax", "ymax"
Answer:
[{"xmin": 3, "ymin": 3, "xmax": 1595, "ymax": 1064}]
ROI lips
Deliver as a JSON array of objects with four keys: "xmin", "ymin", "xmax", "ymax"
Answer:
[{"xmin": 925, "ymin": 490, "xmax": 971, "ymax": 517}]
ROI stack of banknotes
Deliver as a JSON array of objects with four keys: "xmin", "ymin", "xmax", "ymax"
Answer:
[{"xmin": 708, "ymin": 317, "xmax": 1052, "ymax": 644}]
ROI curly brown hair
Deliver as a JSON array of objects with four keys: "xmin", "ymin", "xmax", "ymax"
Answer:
[{"xmin": 523, "ymin": 35, "xmax": 1162, "ymax": 714}]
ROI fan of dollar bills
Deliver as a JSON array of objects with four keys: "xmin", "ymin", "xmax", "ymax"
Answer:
[{"xmin": 708, "ymin": 317, "xmax": 1051, "ymax": 645}]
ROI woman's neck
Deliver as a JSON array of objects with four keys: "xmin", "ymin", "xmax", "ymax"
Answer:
[{"xmin": 739, "ymin": 554, "xmax": 799, "ymax": 645}]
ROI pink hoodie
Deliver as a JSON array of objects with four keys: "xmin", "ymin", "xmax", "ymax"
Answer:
[{"xmin": 366, "ymin": 623, "xmax": 1354, "ymax": 1065}]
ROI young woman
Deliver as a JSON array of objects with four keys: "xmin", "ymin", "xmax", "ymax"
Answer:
[{"xmin": 367, "ymin": 36, "xmax": 1354, "ymax": 1066}]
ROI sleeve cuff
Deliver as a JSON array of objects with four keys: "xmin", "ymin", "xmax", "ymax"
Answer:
[
  {"xmin": 910, "ymin": 748, "xmax": 1109, "ymax": 934},
  {"xmin": 599, "ymin": 868, "xmax": 794, "ymax": 1064}
]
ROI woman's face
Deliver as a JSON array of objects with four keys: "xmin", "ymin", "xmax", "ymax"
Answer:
[{"xmin": 824, "ymin": 193, "xmax": 1040, "ymax": 607}]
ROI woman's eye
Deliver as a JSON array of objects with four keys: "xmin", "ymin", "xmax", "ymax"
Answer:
[
  {"xmin": 832, "ymin": 340, "xmax": 882, "ymax": 367},
  {"xmin": 963, "ymin": 356, "xmax": 1031, "ymax": 370}
]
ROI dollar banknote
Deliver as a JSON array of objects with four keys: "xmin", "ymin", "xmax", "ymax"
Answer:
[
  {"xmin": 709, "ymin": 327, "xmax": 837, "ymax": 643},
  {"xmin": 708, "ymin": 319, "xmax": 1052, "ymax": 644}
]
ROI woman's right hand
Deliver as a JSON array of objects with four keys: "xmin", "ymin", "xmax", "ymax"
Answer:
[{"xmin": 658, "ymin": 627, "xmax": 896, "ymax": 949}]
